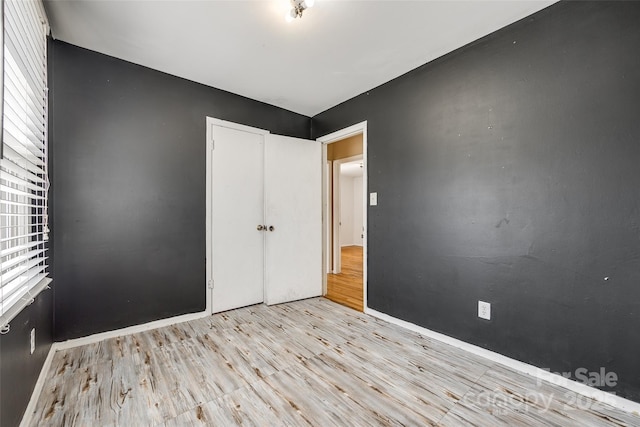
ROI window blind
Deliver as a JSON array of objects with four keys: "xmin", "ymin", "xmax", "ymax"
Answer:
[{"xmin": 0, "ymin": 0, "xmax": 50, "ymax": 334}]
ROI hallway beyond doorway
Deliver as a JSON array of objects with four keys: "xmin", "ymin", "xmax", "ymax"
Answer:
[{"xmin": 326, "ymin": 245, "xmax": 363, "ymax": 311}]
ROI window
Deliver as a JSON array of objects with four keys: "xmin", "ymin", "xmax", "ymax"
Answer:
[{"xmin": 0, "ymin": 0, "xmax": 50, "ymax": 333}]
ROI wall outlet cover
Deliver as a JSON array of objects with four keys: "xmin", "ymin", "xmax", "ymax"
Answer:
[
  {"xmin": 370, "ymin": 192, "xmax": 378, "ymax": 206},
  {"xmin": 478, "ymin": 301, "xmax": 491, "ymax": 320}
]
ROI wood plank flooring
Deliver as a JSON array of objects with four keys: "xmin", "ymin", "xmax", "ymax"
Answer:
[
  {"xmin": 326, "ymin": 245, "xmax": 363, "ymax": 311},
  {"xmin": 29, "ymin": 298, "xmax": 640, "ymax": 426}
]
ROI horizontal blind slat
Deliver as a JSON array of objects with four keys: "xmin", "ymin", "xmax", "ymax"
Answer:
[
  {"xmin": 4, "ymin": 64, "xmax": 46, "ymax": 125},
  {"xmin": 0, "ymin": 256, "xmax": 48, "ymax": 288},
  {"xmin": 0, "ymin": 169, "xmax": 44, "ymax": 192},
  {"xmin": 3, "ymin": 120, "xmax": 45, "ymax": 158},
  {"xmin": 3, "ymin": 37, "xmax": 45, "ymax": 99},
  {"xmin": 0, "ymin": 276, "xmax": 50, "ymax": 320},
  {"xmin": 0, "ymin": 248, "xmax": 46, "ymax": 273},
  {"xmin": 2, "ymin": 144, "xmax": 46, "ymax": 175},
  {"xmin": 0, "ymin": 158, "xmax": 45, "ymax": 184},
  {"xmin": 0, "ymin": 240, "xmax": 42, "ymax": 258},
  {"xmin": 0, "ymin": 184, "xmax": 45, "ymax": 200},
  {"xmin": 0, "ymin": 269, "xmax": 48, "ymax": 308},
  {"xmin": 4, "ymin": 55, "xmax": 46, "ymax": 113},
  {"xmin": 0, "ymin": 223, "xmax": 46, "ymax": 231},
  {"xmin": 3, "ymin": 61, "xmax": 46, "ymax": 114},
  {"xmin": 0, "ymin": 199, "xmax": 45, "ymax": 209},
  {"xmin": 0, "ymin": 231, "xmax": 44, "ymax": 244},
  {"xmin": 3, "ymin": 93, "xmax": 45, "ymax": 143}
]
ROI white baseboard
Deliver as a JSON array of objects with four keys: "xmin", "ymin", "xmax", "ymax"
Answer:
[
  {"xmin": 364, "ymin": 307, "xmax": 640, "ymax": 416},
  {"xmin": 53, "ymin": 310, "xmax": 209, "ymax": 350},
  {"xmin": 21, "ymin": 310, "xmax": 210, "ymax": 426},
  {"xmin": 20, "ymin": 344, "xmax": 56, "ymax": 427}
]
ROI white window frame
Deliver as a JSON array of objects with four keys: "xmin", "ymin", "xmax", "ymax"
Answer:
[{"xmin": 0, "ymin": 0, "xmax": 51, "ymax": 334}]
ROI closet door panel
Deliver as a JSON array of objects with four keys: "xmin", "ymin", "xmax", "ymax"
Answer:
[
  {"xmin": 264, "ymin": 134, "xmax": 322, "ymax": 305},
  {"xmin": 211, "ymin": 125, "xmax": 265, "ymax": 313}
]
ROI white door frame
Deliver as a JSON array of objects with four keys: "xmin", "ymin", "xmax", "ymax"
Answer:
[
  {"xmin": 317, "ymin": 121, "xmax": 368, "ymax": 309},
  {"xmin": 325, "ymin": 160, "xmax": 332, "ymax": 274},
  {"xmin": 332, "ymin": 154, "xmax": 363, "ymax": 274},
  {"xmin": 205, "ymin": 117, "xmax": 270, "ymax": 315}
]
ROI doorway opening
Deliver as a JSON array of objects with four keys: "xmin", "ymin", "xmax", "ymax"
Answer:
[{"xmin": 318, "ymin": 122, "xmax": 367, "ymax": 312}]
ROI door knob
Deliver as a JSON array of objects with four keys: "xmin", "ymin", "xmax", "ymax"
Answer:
[
  {"xmin": 257, "ymin": 225, "xmax": 265, "ymax": 231},
  {"xmin": 269, "ymin": 225, "xmax": 275, "ymax": 232}
]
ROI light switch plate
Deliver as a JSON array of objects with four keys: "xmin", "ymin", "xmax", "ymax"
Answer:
[
  {"xmin": 370, "ymin": 192, "xmax": 378, "ymax": 206},
  {"xmin": 30, "ymin": 328, "xmax": 36, "ymax": 354}
]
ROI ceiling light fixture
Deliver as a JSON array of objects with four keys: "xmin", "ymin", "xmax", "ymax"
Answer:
[{"xmin": 285, "ymin": 0, "xmax": 315, "ymax": 22}]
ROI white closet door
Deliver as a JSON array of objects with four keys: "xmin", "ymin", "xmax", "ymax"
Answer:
[
  {"xmin": 264, "ymin": 134, "xmax": 322, "ymax": 305},
  {"xmin": 211, "ymin": 125, "xmax": 265, "ymax": 313}
]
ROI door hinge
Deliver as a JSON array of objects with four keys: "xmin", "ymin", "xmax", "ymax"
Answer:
[
  {"xmin": 211, "ymin": 139, "xmax": 215, "ymax": 150},
  {"xmin": 208, "ymin": 280, "xmax": 214, "ymax": 289}
]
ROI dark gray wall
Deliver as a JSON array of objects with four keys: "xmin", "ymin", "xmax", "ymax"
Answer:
[
  {"xmin": 313, "ymin": 1, "xmax": 640, "ymax": 402},
  {"xmin": 49, "ymin": 41, "xmax": 310, "ymax": 341},
  {"xmin": 0, "ymin": 290, "xmax": 53, "ymax": 427}
]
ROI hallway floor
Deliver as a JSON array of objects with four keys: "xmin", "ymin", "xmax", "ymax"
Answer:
[{"xmin": 326, "ymin": 245, "xmax": 363, "ymax": 311}]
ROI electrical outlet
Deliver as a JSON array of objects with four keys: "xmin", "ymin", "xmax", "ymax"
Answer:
[
  {"xmin": 478, "ymin": 301, "xmax": 491, "ymax": 320},
  {"xmin": 30, "ymin": 328, "xmax": 36, "ymax": 354}
]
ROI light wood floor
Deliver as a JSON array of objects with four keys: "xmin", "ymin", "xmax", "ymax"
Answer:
[
  {"xmin": 30, "ymin": 298, "xmax": 639, "ymax": 426},
  {"xmin": 326, "ymin": 245, "xmax": 363, "ymax": 311}
]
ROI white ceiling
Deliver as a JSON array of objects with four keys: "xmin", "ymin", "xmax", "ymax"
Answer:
[
  {"xmin": 45, "ymin": 0, "xmax": 556, "ymax": 117},
  {"xmin": 341, "ymin": 160, "xmax": 363, "ymax": 177}
]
